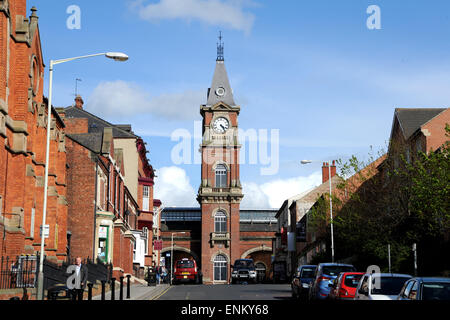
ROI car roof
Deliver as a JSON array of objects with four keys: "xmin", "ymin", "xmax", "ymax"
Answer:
[
  {"xmin": 365, "ymin": 273, "xmax": 412, "ymax": 277},
  {"xmin": 298, "ymin": 265, "xmax": 316, "ymax": 269},
  {"xmin": 412, "ymin": 277, "xmax": 450, "ymax": 283}
]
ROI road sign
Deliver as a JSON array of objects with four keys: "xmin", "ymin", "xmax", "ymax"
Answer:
[
  {"xmin": 40, "ymin": 225, "xmax": 49, "ymax": 239},
  {"xmin": 154, "ymin": 240, "xmax": 163, "ymax": 251}
]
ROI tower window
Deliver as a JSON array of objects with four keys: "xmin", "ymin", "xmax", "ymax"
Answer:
[
  {"xmin": 215, "ymin": 164, "xmax": 228, "ymax": 188},
  {"xmin": 214, "ymin": 211, "xmax": 227, "ymax": 233},
  {"xmin": 213, "ymin": 255, "xmax": 227, "ymax": 281}
]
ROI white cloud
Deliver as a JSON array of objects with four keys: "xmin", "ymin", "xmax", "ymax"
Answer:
[
  {"xmin": 130, "ymin": 0, "xmax": 256, "ymax": 34},
  {"xmin": 154, "ymin": 166, "xmax": 197, "ymax": 207},
  {"xmin": 86, "ymin": 80, "xmax": 202, "ymax": 120},
  {"xmin": 259, "ymin": 171, "xmax": 322, "ymax": 208},
  {"xmin": 241, "ymin": 171, "xmax": 323, "ymax": 209}
]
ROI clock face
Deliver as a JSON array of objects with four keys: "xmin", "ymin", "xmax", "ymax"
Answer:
[
  {"xmin": 213, "ymin": 117, "xmax": 230, "ymax": 134},
  {"xmin": 215, "ymin": 87, "xmax": 226, "ymax": 97}
]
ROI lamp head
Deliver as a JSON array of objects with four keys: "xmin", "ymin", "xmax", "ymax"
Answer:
[
  {"xmin": 105, "ymin": 52, "xmax": 129, "ymax": 62},
  {"xmin": 301, "ymin": 160, "xmax": 312, "ymax": 165}
]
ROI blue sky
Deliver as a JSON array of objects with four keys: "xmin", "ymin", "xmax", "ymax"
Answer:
[{"xmin": 29, "ymin": 0, "xmax": 450, "ymax": 208}]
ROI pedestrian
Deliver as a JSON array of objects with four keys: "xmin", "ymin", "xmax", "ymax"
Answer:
[
  {"xmin": 161, "ymin": 266, "xmax": 168, "ymax": 284},
  {"xmin": 155, "ymin": 266, "xmax": 160, "ymax": 284},
  {"xmin": 71, "ymin": 257, "xmax": 88, "ymax": 301}
]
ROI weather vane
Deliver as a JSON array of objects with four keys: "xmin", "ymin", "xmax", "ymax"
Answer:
[{"xmin": 217, "ymin": 31, "xmax": 224, "ymax": 61}]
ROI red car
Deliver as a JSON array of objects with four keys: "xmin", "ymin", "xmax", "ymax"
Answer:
[
  {"xmin": 329, "ymin": 272, "xmax": 364, "ymax": 300},
  {"xmin": 173, "ymin": 258, "xmax": 200, "ymax": 284}
]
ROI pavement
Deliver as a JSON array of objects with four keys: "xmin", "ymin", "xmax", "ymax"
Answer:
[{"xmin": 92, "ymin": 283, "xmax": 170, "ymax": 300}]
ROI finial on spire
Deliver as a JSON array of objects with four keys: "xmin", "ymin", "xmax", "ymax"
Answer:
[{"xmin": 217, "ymin": 31, "xmax": 224, "ymax": 61}]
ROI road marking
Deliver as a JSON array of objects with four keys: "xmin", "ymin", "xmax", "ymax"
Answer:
[{"xmin": 150, "ymin": 286, "xmax": 172, "ymax": 300}]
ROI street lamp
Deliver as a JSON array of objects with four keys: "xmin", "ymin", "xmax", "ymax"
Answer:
[
  {"xmin": 37, "ymin": 51, "xmax": 128, "ymax": 300},
  {"xmin": 170, "ymin": 232, "xmax": 187, "ymax": 285},
  {"xmin": 301, "ymin": 159, "xmax": 335, "ymax": 263}
]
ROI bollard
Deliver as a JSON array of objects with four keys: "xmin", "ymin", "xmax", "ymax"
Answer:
[
  {"xmin": 110, "ymin": 278, "xmax": 116, "ymax": 300},
  {"xmin": 120, "ymin": 276, "xmax": 124, "ymax": 301},
  {"xmin": 87, "ymin": 283, "xmax": 93, "ymax": 300},
  {"xmin": 101, "ymin": 280, "xmax": 106, "ymax": 300},
  {"xmin": 126, "ymin": 275, "xmax": 131, "ymax": 299}
]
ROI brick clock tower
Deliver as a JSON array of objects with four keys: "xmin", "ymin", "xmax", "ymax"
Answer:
[{"xmin": 197, "ymin": 36, "xmax": 243, "ymax": 284}]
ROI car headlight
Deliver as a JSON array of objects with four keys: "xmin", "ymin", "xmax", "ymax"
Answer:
[{"xmin": 302, "ymin": 283, "xmax": 310, "ymax": 289}]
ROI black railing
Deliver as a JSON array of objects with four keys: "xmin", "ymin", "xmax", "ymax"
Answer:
[
  {"xmin": 1, "ymin": 254, "xmax": 113, "ymax": 292},
  {"xmin": 0, "ymin": 255, "xmax": 37, "ymax": 289}
]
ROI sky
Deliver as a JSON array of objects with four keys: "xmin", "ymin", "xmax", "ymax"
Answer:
[{"xmin": 28, "ymin": 0, "xmax": 450, "ymax": 209}]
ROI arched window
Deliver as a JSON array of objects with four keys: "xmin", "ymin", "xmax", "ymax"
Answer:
[
  {"xmin": 214, "ymin": 211, "xmax": 227, "ymax": 233},
  {"xmin": 215, "ymin": 164, "xmax": 227, "ymax": 187},
  {"xmin": 213, "ymin": 255, "xmax": 227, "ymax": 281}
]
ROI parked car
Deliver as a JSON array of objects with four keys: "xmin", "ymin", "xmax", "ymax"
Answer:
[
  {"xmin": 231, "ymin": 259, "xmax": 257, "ymax": 284},
  {"xmin": 309, "ymin": 263, "xmax": 357, "ymax": 300},
  {"xmin": 354, "ymin": 273, "xmax": 412, "ymax": 300},
  {"xmin": 397, "ymin": 277, "xmax": 450, "ymax": 301},
  {"xmin": 291, "ymin": 265, "xmax": 317, "ymax": 300},
  {"xmin": 328, "ymin": 272, "xmax": 364, "ymax": 300},
  {"xmin": 173, "ymin": 258, "xmax": 200, "ymax": 284}
]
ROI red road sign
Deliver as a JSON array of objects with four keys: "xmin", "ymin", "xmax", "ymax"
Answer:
[{"xmin": 154, "ymin": 240, "xmax": 163, "ymax": 251}]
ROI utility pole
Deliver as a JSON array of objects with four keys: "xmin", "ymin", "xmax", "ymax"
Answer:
[{"xmin": 388, "ymin": 244, "xmax": 391, "ymax": 273}]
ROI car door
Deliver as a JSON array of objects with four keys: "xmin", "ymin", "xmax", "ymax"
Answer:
[{"xmin": 408, "ymin": 281, "xmax": 418, "ymax": 300}]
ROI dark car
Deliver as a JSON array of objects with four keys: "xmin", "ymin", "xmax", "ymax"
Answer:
[
  {"xmin": 231, "ymin": 259, "xmax": 257, "ymax": 284},
  {"xmin": 291, "ymin": 265, "xmax": 316, "ymax": 300},
  {"xmin": 397, "ymin": 277, "xmax": 450, "ymax": 301},
  {"xmin": 309, "ymin": 263, "xmax": 356, "ymax": 300}
]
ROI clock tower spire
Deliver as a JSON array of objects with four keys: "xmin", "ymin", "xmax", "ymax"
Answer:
[{"xmin": 198, "ymin": 36, "xmax": 243, "ymax": 284}]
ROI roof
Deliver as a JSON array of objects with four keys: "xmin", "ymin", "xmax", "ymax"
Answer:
[
  {"xmin": 67, "ymin": 133, "xmax": 103, "ymax": 154},
  {"xmin": 161, "ymin": 207, "xmax": 277, "ymax": 223},
  {"xmin": 395, "ymin": 108, "xmax": 446, "ymax": 140},
  {"xmin": 64, "ymin": 106, "xmax": 138, "ymax": 139},
  {"xmin": 206, "ymin": 61, "xmax": 236, "ymax": 106}
]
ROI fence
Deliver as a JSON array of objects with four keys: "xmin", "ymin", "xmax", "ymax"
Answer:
[{"xmin": 1, "ymin": 255, "xmax": 113, "ymax": 292}]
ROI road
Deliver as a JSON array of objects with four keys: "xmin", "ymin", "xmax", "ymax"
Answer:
[{"xmin": 155, "ymin": 283, "xmax": 292, "ymax": 300}]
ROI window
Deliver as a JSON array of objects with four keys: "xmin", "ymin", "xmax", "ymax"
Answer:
[
  {"xmin": 408, "ymin": 281, "xmax": 418, "ymax": 300},
  {"xmin": 215, "ymin": 164, "xmax": 227, "ymax": 187},
  {"xmin": 214, "ymin": 211, "xmax": 227, "ymax": 233},
  {"xmin": 142, "ymin": 186, "xmax": 150, "ymax": 211},
  {"xmin": 213, "ymin": 255, "xmax": 227, "ymax": 281}
]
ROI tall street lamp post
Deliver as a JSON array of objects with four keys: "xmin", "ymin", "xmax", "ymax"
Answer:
[
  {"xmin": 37, "ymin": 52, "xmax": 129, "ymax": 300},
  {"xmin": 171, "ymin": 232, "xmax": 186, "ymax": 285},
  {"xmin": 301, "ymin": 160, "xmax": 335, "ymax": 263}
]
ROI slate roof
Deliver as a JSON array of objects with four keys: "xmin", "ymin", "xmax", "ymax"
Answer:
[
  {"xmin": 395, "ymin": 108, "xmax": 446, "ymax": 140},
  {"xmin": 206, "ymin": 61, "xmax": 236, "ymax": 106},
  {"xmin": 66, "ymin": 132, "xmax": 103, "ymax": 154},
  {"xmin": 161, "ymin": 207, "xmax": 277, "ymax": 223},
  {"xmin": 64, "ymin": 106, "xmax": 138, "ymax": 139}
]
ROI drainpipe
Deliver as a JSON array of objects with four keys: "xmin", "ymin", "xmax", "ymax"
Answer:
[{"xmin": 93, "ymin": 157, "xmax": 99, "ymax": 261}]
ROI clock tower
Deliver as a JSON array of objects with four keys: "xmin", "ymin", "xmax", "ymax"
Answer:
[{"xmin": 197, "ymin": 35, "xmax": 244, "ymax": 284}]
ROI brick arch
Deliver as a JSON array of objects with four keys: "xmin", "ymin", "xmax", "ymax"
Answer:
[
  {"xmin": 161, "ymin": 246, "xmax": 200, "ymax": 263},
  {"xmin": 241, "ymin": 245, "xmax": 273, "ymax": 259}
]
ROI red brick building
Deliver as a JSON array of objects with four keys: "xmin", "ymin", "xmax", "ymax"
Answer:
[
  {"xmin": 58, "ymin": 100, "xmax": 140, "ymax": 278},
  {"xmin": 0, "ymin": 2, "xmax": 68, "ymax": 263},
  {"xmin": 159, "ymin": 45, "xmax": 277, "ymax": 284}
]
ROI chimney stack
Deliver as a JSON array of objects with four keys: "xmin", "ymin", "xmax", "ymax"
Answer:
[
  {"xmin": 322, "ymin": 160, "xmax": 337, "ymax": 184},
  {"xmin": 75, "ymin": 95, "xmax": 84, "ymax": 110}
]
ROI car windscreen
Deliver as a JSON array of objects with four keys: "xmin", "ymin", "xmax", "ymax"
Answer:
[
  {"xmin": 300, "ymin": 268, "xmax": 316, "ymax": 278},
  {"xmin": 344, "ymin": 274, "xmax": 363, "ymax": 288},
  {"xmin": 322, "ymin": 266, "xmax": 355, "ymax": 277},
  {"xmin": 371, "ymin": 277, "xmax": 410, "ymax": 295},
  {"xmin": 177, "ymin": 260, "xmax": 194, "ymax": 268},
  {"xmin": 234, "ymin": 260, "xmax": 254, "ymax": 268},
  {"xmin": 421, "ymin": 282, "xmax": 450, "ymax": 300}
]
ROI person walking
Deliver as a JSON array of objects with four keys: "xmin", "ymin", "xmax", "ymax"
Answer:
[{"xmin": 72, "ymin": 257, "xmax": 88, "ymax": 301}]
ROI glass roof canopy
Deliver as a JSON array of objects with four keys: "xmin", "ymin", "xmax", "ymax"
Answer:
[{"xmin": 161, "ymin": 207, "xmax": 277, "ymax": 223}]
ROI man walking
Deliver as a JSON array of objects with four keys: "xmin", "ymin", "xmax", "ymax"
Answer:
[{"xmin": 72, "ymin": 257, "xmax": 88, "ymax": 301}]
